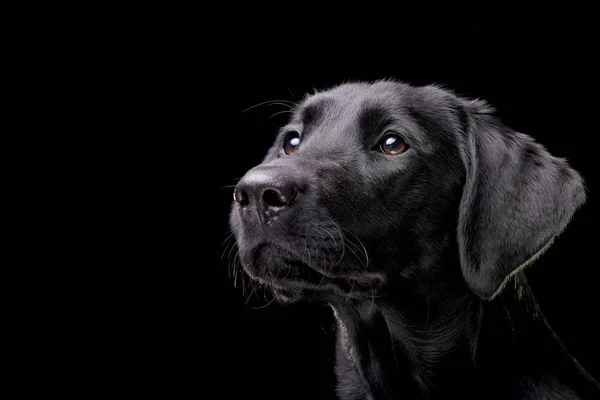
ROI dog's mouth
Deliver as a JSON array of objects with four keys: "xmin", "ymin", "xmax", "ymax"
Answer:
[{"xmin": 240, "ymin": 242, "xmax": 384, "ymax": 295}]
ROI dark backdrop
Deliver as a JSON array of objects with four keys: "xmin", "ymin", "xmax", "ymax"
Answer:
[{"xmin": 110, "ymin": 19, "xmax": 598, "ymax": 400}]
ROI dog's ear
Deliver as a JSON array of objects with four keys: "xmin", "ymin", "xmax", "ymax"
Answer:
[{"xmin": 456, "ymin": 102, "xmax": 586, "ymax": 300}]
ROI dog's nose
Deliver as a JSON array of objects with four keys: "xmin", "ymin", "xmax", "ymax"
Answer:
[{"xmin": 234, "ymin": 168, "xmax": 299, "ymax": 224}]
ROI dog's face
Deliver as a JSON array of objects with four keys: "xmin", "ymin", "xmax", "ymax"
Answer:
[{"xmin": 230, "ymin": 81, "xmax": 585, "ymax": 302}]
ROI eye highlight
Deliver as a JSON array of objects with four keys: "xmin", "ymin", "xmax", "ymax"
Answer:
[
  {"xmin": 378, "ymin": 134, "xmax": 408, "ymax": 155},
  {"xmin": 283, "ymin": 131, "xmax": 301, "ymax": 155}
]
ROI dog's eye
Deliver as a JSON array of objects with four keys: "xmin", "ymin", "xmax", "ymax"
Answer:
[
  {"xmin": 379, "ymin": 134, "xmax": 408, "ymax": 156},
  {"xmin": 283, "ymin": 131, "xmax": 301, "ymax": 155}
]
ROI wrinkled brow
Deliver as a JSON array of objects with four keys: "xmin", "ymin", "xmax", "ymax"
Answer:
[
  {"xmin": 358, "ymin": 105, "xmax": 395, "ymax": 140},
  {"xmin": 298, "ymin": 98, "xmax": 335, "ymax": 129}
]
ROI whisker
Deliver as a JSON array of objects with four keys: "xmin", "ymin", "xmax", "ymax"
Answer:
[
  {"xmin": 342, "ymin": 228, "xmax": 370, "ymax": 269},
  {"xmin": 225, "ymin": 239, "xmax": 240, "ymax": 284},
  {"xmin": 245, "ymin": 281, "xmax": 260, "ymax": 306},
  {"xmin": 221, "ymin": 229, "xmax": 234, "ymax": 241},
  {"xmin": 312, "ymin": 237, "xmax": 328, "ymax": 287},
  {"xmin": 323, "ymin": 215, "xmax": 346, "ymax": 264},
  {"xmin": 228, "ymin": 254, "xmax": 236, "ymax": 279},
  {"xmin": 322, "ymin": 243, "xmax": 335, "ymax": 278},
  {"xmin": 269, "ymin": 110, "xmax": 293, "ymax": 119},
  {"xmin": 226, "ymin": 239, "xmax": 239, "ymax": 266},
  {"xmin": 240, "ymin": 99, "xmax": 296, "ymax": 114},
  {"xmin": 231, "ymin": 242, "xmax": 244, "ymax": 289},
  {"xmin": 266, "ymin": 102, "xmax": 295, "ymax": 109},
  {"xmin": 315, "ymin": 225, "xmax": 338, "ymax": 248},
  {"xmin": 233, "ymin": 261, "xmax": 238, "ymax": 288},
  {"xmin": 313, "ymin": 227, "xmax": 337, "ymax": 269},
  {"xmin": 275, "ymin": 260, "xmax": 285, "ymax": 281},
  {"xmin": 221, "ymin": 232, "xmax": 236, "ymax": 252},
  {"xmin": 252, "ymin": 293, "xmax": 277, "ymax": 310},
  {"xmin": 221, "ymin": 237, "xmax": 234, "ymax": 261},
  {"xmin": 342, "ymin": 239, "xmax": 368, "ymax": 269},
  {"xmin": 221, "ymin": 177, "xmax": 244, "ymax": 187},
  {"xmin": 313, "ymin": 227, "xmax": 337, "ymax": 280},
  {"xmin": 282, "ymin": 262, "xmax": 293, "ymax": 281},
  {"xmin": 302, "ymin": 237, "xmax": 311, "ymax": 267}
]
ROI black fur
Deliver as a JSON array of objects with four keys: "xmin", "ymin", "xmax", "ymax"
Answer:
[{"xmin": 229, "ymin": 81, "xmax": 599, "ymax": 399}]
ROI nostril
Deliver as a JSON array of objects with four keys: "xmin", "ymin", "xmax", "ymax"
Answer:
[
  {"xmin": 267, "ymin": 186, "xmax": 297, "ymax": 208},
  {"xmin": 263, "ymin": 187, "xmax": 298, "ymax": 208},
  {"xmin": 235, "ymin": 189, "xmax": 250, "ymax": 207},
  {"xmin": 262, "ymin": 189, "xmax": 287, "ymax": 208}
]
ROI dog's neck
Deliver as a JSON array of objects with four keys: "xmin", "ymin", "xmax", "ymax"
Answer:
[
  {"xmin": 330, "ymin": 277, "xmax": 480, "ymax": 399},
  {"xmin": 328, "ymin": 272, "xmax": 580, "ymax": 399}
]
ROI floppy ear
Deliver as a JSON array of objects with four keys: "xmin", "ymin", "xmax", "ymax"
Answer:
[{"xmin": 457, "ymin": 104, "xmax": 586, "ymax": 300}]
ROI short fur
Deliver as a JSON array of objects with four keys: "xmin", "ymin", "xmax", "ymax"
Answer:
[{"xmin": 229, "ymin": 81, "xmax": 599, "ymax": 399}]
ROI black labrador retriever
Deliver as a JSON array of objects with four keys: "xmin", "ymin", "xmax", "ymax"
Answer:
[{"xmin": 229, "ymin": 81, "xmax": 600, "ymax": 399}]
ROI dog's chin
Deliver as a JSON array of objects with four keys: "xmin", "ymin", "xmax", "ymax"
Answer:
[
  {"xmin": 240, "ymin": 242, "xmax": 385, "ymax": 300},
  {"xmin": 240, "ymin": 242, "xmax": 333, "ymax": 288}
]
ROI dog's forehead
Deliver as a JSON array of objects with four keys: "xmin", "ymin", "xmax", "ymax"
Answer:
[
  {"xmin": 300, "ymin": 82, "xmax": 403, "ymax": 113},
  {"xmin": 292, "ymin": 82, "xmax": 408, "ymax": 140},
  {"xmin": 283, "ymin": 82, "xmax": 461, "ymax": 155}
]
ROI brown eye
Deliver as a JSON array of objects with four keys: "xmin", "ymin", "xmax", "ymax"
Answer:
[
  {"xmin": 379, "ymin": 134, "xmax": 407, "ymax": 155},
  {"xmin": 284, "ymin": 131, "xmax": 301, "ymax": 155}
]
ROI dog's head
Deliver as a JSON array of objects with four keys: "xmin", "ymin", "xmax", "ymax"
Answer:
[{"xmin": 229, "ymin": 81, "xmax": 585, "ymax": 302}]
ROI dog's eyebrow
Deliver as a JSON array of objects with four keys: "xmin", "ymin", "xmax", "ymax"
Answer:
[
  {"xmin": 358, "ymin": 105, "xmax": 395, "ymax": 138},
  {"xmin": 299, "ymin": 98, "xmax": 334, "ymax": 129}
]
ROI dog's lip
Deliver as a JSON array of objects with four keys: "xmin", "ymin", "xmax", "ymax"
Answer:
[
  {"xmin": 242, "ymin": 241, "xmax": 384, "ymax": 288},
  {"xmin": 298, "ymin": 259, "xmax": 384, "ymax": 286}
]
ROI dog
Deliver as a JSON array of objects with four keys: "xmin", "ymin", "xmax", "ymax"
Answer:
[{"xmin": 229, "ymin": 81, "xmax": 600, "ymax": 399}]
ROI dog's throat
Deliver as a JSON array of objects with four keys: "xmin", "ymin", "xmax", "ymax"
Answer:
[
  {"xmin": 330, "ymin": 295, "xmax": 482, "ymax": 399},
  {"xmin": 329, "ymin": 302, "xmax": 423, "ymax": 399}
]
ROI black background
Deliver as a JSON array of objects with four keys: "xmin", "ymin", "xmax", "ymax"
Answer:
[{"xmin": 106, "ymin": 18, "xmax": 599, "ymax": 399}]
